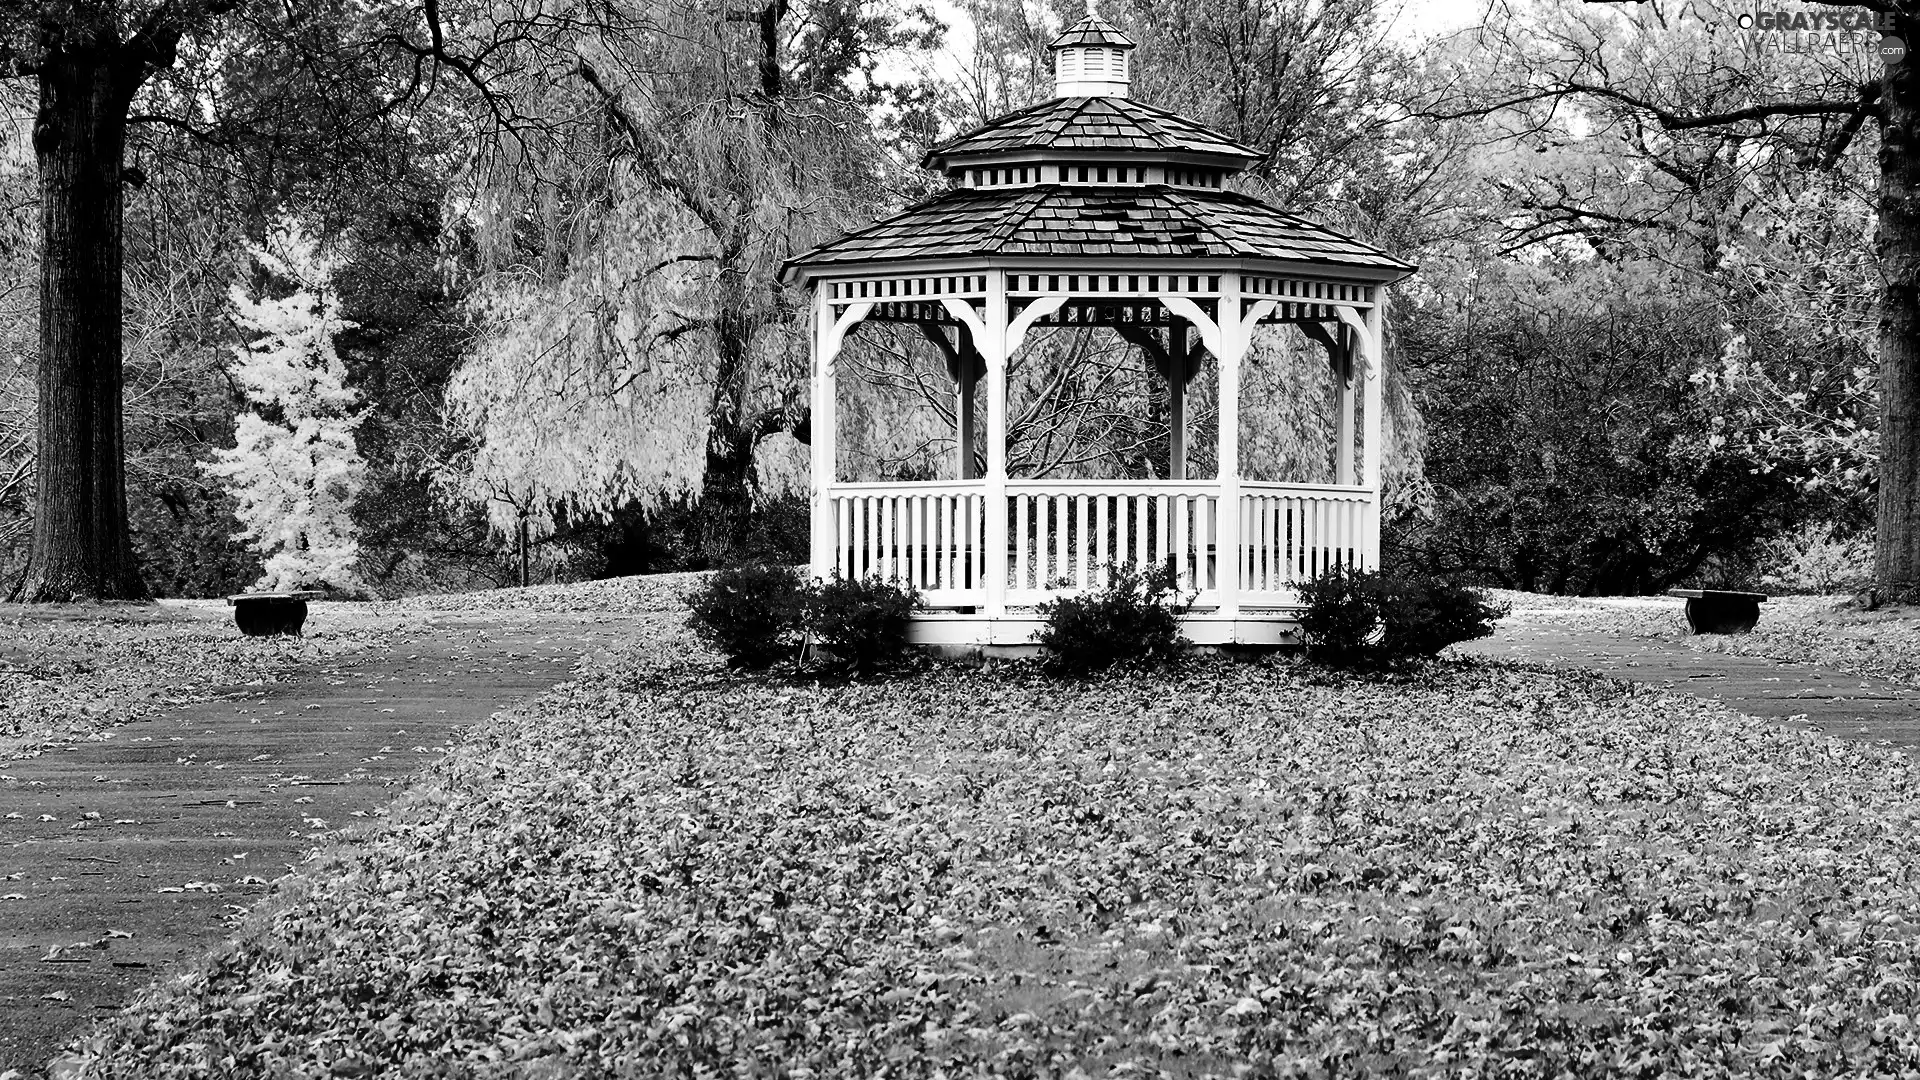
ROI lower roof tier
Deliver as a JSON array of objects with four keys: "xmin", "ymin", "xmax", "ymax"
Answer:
[{"xmin": 782, "ymin": 185, "xmax": 1416, "ymax": 282}]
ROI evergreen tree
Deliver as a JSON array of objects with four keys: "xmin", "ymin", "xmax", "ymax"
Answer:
[{"xmin": 203, "ymin": 219, "xmax": 365, "ymax": 592}]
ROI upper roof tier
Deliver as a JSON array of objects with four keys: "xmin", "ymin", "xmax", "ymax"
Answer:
[
  {"xmin": 780, "ymin": 8, "xmax": 1415, "ymax": 287},
  {"xmin": 923, "ymin": 95, "xmax": 1262, "ymax": 176}
]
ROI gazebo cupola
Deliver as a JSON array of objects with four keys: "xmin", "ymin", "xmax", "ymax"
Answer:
[
  {"xmin": 1050, "ymin": 9, "xmax": 1134, "ymax": 97},
  {"xmin": 782, "ymin": 13, "xmax": 1416, "ymax": 648}
]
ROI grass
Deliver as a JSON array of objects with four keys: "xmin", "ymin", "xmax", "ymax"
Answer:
[{"xmin": 57, "ymin": 590, "xmax": 1920, "ymax": 1078}]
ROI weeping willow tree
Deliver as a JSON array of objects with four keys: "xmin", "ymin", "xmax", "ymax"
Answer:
[{"xmin": 441, "ymin": 0, "xmax": 931, "ymax": 564}]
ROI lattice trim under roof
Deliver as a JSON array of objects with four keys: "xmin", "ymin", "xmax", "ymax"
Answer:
[
  {"xmin": 923, "ymin": 96, "xmax": 1261, "ymax": 172},
  {"xmin": 783, "ymin": 185, "xmax": 1414, "ymax": 279}
]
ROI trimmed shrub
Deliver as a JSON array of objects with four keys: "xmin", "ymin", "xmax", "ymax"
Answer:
[
  {"xmin": 808, "ymin": 575, "xmax": 922, "ymax": 675},
  {"xmin": 1295, "ymin": 564, "xmax": 1382, "ymax": 667},
  {"xmin": 1298, "ymin": 565, "xmax": 1506, "ymax": 669},
  {"xmin": 685, "ymin": 563, "xmax": 807, "ymax": 669},
  {"xmin": 1035, "ymin": 563, "xmax": 1189, "ymax": 675},
  {"xmin": 1380, "ymin": 576, "xmax": 1508, "ymax": 658}
]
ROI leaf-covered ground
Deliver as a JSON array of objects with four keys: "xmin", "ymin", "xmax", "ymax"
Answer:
[
  {"xmin": 1488, "ymin": 589, "xmax": 1920, "ymax": 688},
  {"xmin": 67, "ymin": 613, "xmax": 1920, "ymax": 1077},
  {"xmin": 0, "ymin": 602, "xmax": 409, "ymax": 763},
  {"xmin": 389, "ymin": 573, "xmax": 704, "ymax": 615}
]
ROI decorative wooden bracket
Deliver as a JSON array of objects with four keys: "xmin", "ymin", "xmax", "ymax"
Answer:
[
  {"xmin": 1298, "ymin": 320, "xmax": 1352, "ymax": 379},
  {"xmin": 919, "ymin": 323, "xmax": 982, "ymax": 383},
  {"xmin": 1159, "ymin": 295, "xmax": 1223, "ymax": 360},
  {"xmin": 1240, "ymin": 298, "xmax": 1277, "ymax": 337},
  {"xmin": 1334, "ymin": 304, "xmax": 1377, "ymax": 376},
  {"xmin": 1118, "ymin": 323, "xmax": 1203, "ymax": 385},
  {"xmin": 1007, "ymin": 294, "xmax": 1069, "ymax": 358},
  {"xmin": 1298, "ymin": 320, "xmax": 1337, "ymax": 353},
  {"xmin": 939, "ymin": 297, "xmax": 989, "ymax": 356},
  {"xmin": 822, "ymin": 301, "xmax": 874, "ymax": 373}
]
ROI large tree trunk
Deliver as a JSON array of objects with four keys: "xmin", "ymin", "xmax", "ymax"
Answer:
[
  {"xmin": 699, "ymin": 295, "xmax": 759, "ymax": 566},
  {"xmin": 699, "ymin": 439, "xmax": 756, "ymax": 567},
  {"xmin": 14, "ymin": 43, "xmax": 146, "ymax": 601},
  {"xmin": 1878, "ymin": 17, "xmax": 1920, "ymax": 603}
]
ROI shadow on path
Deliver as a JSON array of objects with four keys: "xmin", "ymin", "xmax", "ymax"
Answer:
[
  {"xmin": 0, "ymin": 606, "xmax": 651, "ymax": 1075},
  {"xmin": 1457, "ymin": 599, "xmax": 1920, "ymax": 749}
]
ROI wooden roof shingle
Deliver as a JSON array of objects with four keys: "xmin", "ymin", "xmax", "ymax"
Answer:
[
  {"xmin": 784, "ymin": 185, "xmax": 1415, "ymax": 279},
  {"xmin": 1049, "ymin": 13, "xmax": 1134, "ymax": 47},
  {"xmin": 923, "ymin": 97, "xmax": 1260, "ymax": 171}
]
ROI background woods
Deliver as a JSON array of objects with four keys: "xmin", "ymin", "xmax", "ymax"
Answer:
[{"xmin": 0, "ymin": 0, "xmax": 1902, "ymax": 598}]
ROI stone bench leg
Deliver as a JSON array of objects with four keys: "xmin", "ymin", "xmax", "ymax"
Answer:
[{"xmin": 1684, "ymin": 597, "xmax": 1760, "ymax": 635}]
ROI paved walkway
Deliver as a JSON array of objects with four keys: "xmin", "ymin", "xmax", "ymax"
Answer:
[
  {"xmin": 0, "ymin": 607, "xmax": 646, "ymax": 1074},
  {"xmin": 1457, "ymin": 599, "xmax": 1920, "ymax": 749}
]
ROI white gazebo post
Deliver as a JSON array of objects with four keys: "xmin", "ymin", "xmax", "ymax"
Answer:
[
  {"xmin": 1215, "ymin": 278, "xmax": 1243, "ymax": 619},
  {"xmin": 957, "ymin": 351, "xmax": 978, "ymax": 479},
  {"xmin": 809, "ymin": 288, "xmax": 835, "ymax": 580},
  {"xmin": 1363, "ymin": 300, "xmax": 1385, "ymax": 568},
  {"xmin": 982, "ymin": 271, "xmax": 1010, "ymax": 620},
  {"xmin": 1336, "ymin": 324, "xmax": 1358, "ymax": 487},
  {"xmin": 1167, "ymin": 324, "xmax": 1188, "ymax": 481}
]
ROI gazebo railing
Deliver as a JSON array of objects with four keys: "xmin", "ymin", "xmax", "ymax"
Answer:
[
  {"xmin": 1006, "ymin": 480, "xmax": 1217, "ymax": 604},
  {"xmin": 832, "ymin": 481, "xmax": 987, "ymax": 607},
  {"xmin": 1237, "ymin": 481, "xmax": 1369, "ymax": 604},
  {"xmin": 824, "ymin": 478, "xmax": 1371, "ymax": 610}
]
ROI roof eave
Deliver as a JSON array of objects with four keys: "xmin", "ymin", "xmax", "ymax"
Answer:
[
  {"xmin": 924, "ymin": 145, "xmax": 1259, "ymax": 174},
  {"xmin": 782, "ymin": 251, "xmax": 1417, "ymax": 289}
]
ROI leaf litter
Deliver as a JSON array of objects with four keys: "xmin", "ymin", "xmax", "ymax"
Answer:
[{"xmin": 63, "ymin": 606, "xmax": 1920, "ymax": 1078}]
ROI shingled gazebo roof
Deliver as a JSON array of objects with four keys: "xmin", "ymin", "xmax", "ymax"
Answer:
[
  {"xmin": 923, "ymin": 96, "xmax": 1262, "ymax": 172},
  {"xmin": 782, "ymin": 8, "xmax": 1414, "ymax": 287},
  {"xmin": 789, "ymin": 186, "xmax": 1416, "ymax": 272}
]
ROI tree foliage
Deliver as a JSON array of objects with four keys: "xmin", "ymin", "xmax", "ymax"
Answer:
[{"xmin": 439, "ymin": 0, "xmax": 934, "ymax": 564}]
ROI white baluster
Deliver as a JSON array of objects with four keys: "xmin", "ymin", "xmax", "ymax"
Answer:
[
  {"xmin": 1155, "ymin": 494, "xmax": 1170, "ymax": 577},
  {"xmin": 1134, "ymin": 495, "xmax": 1148, "ymax": 574},
  {"xmin": 1096, "ymin": 494, "xmax": 1112, "ymax": 586},
  {"xmin": 1016, "ymin": 494, "xmax": 1030, "ymax": 590},
  {"xmin": 1075, "ymin": 494, "xmax": 1090, "ymax": 589},
  {"xmin": 1059, "ymin": 491, "xmax": 1075, "ymax": 584},
  {"xmin": 1173, "ymin": 495, "xmax": 1190, "ymax": 588},
  {"xmin": 969, "ymin": 494, "xmax": 982, "ymax": 589}
]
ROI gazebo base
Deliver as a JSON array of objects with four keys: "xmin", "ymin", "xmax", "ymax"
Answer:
[{"xmin": 908, "ymin": 610, "xmax": 1301, "ymax": 648}]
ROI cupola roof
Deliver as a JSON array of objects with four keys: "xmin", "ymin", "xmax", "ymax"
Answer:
[{"xmin": 1049, "ymin": 11, "xmax": 1134, "ymax": 49}]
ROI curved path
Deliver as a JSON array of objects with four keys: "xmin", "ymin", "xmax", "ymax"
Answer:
[
  {"xmin": 0, "ymin": 607, "xmax": 648, "ymax": 1075},
  {"xmin": 1457, "ymin": 598, "xmax": 1920, "ymax": 749}
]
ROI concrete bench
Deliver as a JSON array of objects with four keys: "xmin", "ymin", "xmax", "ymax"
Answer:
[
  {"xmin": 1666, "ymin": 589, "xmax": 1767, "ymax": 634},
  {"xmin": 226, "ymin": 591, "xmax": 322, "ymax": 637}
]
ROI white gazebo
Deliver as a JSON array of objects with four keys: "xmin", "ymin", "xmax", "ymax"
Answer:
[{"xmin": 781, "ymin": 11, "xmax": 1415, "ymax": 647}]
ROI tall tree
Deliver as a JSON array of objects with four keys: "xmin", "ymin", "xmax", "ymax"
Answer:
[
  {"xmin": 441, "ymin": 0, "xmax": 936, "ymax": 564},
  {"xmin": 0, "ymin": 0, "xmax": 245, "ymax": 600},
  {"xmin": 0, "ymin": 0, "xmax": 536, "ymax": 601},
  {"xmin": 1425, "ymin": 0, "xmax": 1920, "ymax": 599}
]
